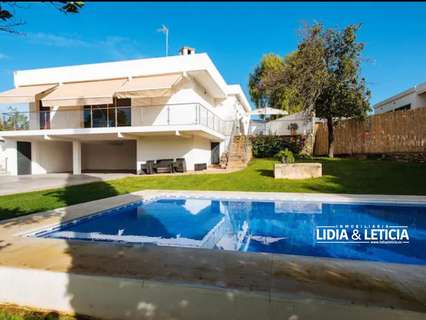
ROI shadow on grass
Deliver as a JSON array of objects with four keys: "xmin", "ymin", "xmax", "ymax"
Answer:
[{"xmin": 256, "ymin": 169, "xmax": 274, "ymax": 177}]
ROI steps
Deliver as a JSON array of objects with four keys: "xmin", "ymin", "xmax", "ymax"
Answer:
[{"xmin": 223, "ymin": 136, "xmax": 252, "ymax": 169}]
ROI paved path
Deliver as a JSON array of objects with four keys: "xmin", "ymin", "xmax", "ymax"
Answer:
[{"xmin": 0, "ymin": 173, "xmax": 133, "ymax": 196}]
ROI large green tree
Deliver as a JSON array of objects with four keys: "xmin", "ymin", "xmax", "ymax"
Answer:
[
  {"xmin": 251, "ymin": 23, "xmax": 370, "ymax": 157},
  {"xmin": 315, "ymin": 24, "xmax": 371, "ymax": 157},
  {"xmin": 249, "ymin": 53, "xmax": 303, "ymax": 115}
]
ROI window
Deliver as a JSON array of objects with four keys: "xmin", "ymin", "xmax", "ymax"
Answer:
[
  {"xmin": 115, "ymin": 98, "xmax": 131, "ymax": 127},
  {"xmin": 394, "ymin": 104, "xmax": 411, "ymax": 112},
  {"xmin": 84, "ymin": 98, "xmax": 131, "ymax": 128}
]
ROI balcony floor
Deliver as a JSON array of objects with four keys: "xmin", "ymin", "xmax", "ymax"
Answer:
[{"xmin": 0, "ymin": 125, "xmax": 225, "ymax": 142}]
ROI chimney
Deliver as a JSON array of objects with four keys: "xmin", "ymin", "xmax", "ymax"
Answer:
[{"xmin": 179, "ymin": 46, "xmax": 195, "ymax": 56}]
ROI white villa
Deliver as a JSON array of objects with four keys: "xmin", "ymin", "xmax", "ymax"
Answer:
[
  {"xmin": 374, "ymin": 81, "xmax": 426, "ymax": 114},
  {"xmin": 0, "ymin": 48, "xmax": 251, "ymax": 175}
]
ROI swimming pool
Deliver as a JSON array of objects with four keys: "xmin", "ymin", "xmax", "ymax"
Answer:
[{"xmin": 35, "ymin": 197, "xmax": 426, "ymax": 265}]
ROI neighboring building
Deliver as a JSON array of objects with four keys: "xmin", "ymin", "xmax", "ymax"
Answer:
[
  {"xmin": 0, "ymin": 49, "xmax": 251, "ymax": 175},
  {"xmin": 374, "ymin": 82, "xmax": 426, "ymax": 114},
  {"xmin": 248, "ymin": 111, "xmax": 315, "ymax": 136}
]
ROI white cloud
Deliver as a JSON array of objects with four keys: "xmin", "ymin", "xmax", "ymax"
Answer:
[
  {"xmin": 25, "ymin": 32, "xmax": 144, "ymax": 60},
  {"xmin": 28, "ymin": 32, "xmax": 92, "ymax": 48}
]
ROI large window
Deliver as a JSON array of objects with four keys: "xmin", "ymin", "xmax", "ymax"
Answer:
[{"xmin": 84, "ymin": 98, "xmax": 131, "ymax": 128}]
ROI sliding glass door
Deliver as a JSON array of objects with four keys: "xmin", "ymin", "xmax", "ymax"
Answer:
[{"xmin": 84, "ymin": 99, "xmax": 131, "ymax": 128}]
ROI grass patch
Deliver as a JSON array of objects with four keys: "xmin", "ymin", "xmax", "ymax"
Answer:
[
  {"xmin": 1, "ymin": 157, "xmax": 425, "ymax": 221},
  {"xmin": 0, "ymin": 305, "xmax": 88, "ymax": 320}
]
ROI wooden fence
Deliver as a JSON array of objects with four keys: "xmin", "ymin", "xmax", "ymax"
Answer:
[{"xmin": 314, "ymin": 107, "xmax": 426, "ymax": 156}]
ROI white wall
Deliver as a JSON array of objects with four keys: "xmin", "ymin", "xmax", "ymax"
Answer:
[
  {"xmin": 31, "ymin": 141, "xmax": 72, "ymax": 174},
  {"xmin": 1, "ymin": 140, "xmax": 16, "ymax": 175},
  {"xmin": 375, "ymin": 91, "xmax": 426, "ymax": 114},
  {"xmin": 0, "ymin": 140, "xmax": 18, "ymax": 175},
  {"xmin": 82, "ymin": 140, "xmax": 136, "ymax": 172},
  {"xmin": 131, "ymin": 78, "xmax": 228, "ymax": 130},
  {"xmin": 249, "ymin": 112, "xmax": 313, "ymax": 136},
  {"xmin": 136, "ymin": 135, "xmax": 211, "ymax": 172}
]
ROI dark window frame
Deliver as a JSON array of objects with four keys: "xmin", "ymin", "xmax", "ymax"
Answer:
[{"xmin": 83, "ymin": 98, "xmax": 131, "ymax": 128}]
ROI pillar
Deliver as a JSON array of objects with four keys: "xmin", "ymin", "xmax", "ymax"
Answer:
[{"xmin": 72, "ymin": 140, "xmax": 81, "ymax": 175}]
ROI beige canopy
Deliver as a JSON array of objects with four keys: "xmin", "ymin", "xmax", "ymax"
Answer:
[
  {"xmin": 115, "ymin": 73, "xmax": 183, "ymax": 99},
  {"xmin": 0, "ymin": 84, "xmax": 57, "ymax": 104},
  {"xmin": 41, "ymin": 78, "xmax": 127, "ymax": 107}
]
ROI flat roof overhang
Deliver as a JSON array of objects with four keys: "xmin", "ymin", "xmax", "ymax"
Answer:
[{"xmin": 0, "ymin": 125, "xmax": 225, "ymax": 142}]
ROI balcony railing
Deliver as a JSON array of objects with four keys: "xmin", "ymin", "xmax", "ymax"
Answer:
[{"xmin": 0, "ymin": 103, "xmax": 234, "ymax": 136}]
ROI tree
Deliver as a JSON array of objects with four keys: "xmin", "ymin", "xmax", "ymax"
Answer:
[
  {"xmin": 0, "ymin": 106, "xmax": 29, "ymax": 130},
  {"xmin": 249, "ymin": 53, "xmax": 283, "ymax": 110},
  {"xmin": 314, "ymin": 24, "xmax": 371, "ymax": 157},
  {"xmin": 0, "ymin": 2, "xmax": 84, "ymax": 34},
  {"xmin": 251, "ymin": 23, "xmax": 370, "ymax": 157}
]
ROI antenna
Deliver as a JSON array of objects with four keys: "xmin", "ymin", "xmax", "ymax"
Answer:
[{"xmin": 157, "ymin": 25, "xmax": 169, "ymax": 56}]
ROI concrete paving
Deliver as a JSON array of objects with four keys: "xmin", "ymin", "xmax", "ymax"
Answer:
[
  {"xmin": 0, "ymin": 173, "xmax": 134, "ymax": 196},
  {"xmin": 0, "ymin": 191, "xmax": 425, "ymax": 319}
]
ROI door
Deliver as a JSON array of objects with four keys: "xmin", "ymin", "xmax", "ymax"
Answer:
[
  {"xmin": 17, "ymin": 141, "xmax": 32, "ymax": 175},
  {"xmin": 211, "ymin": 142, "xmax": 220, "ymax": 165},
  {"xmin": 39, "ymin": 104, "xmax": 50, "ymax": 129}
]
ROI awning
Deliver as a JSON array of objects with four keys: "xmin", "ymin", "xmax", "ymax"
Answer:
[
  {"xmin": 0, "ymin": 84, "xmax": 57, "ymax": 104},
  {"xmin": 115, "ymin": 74, "xmax": 183, "ymax": 98},
  {"xmin": 41, "ymin": 78, "xmax": 127, "ymax": 107}
]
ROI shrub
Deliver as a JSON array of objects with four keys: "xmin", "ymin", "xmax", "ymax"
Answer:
[
  {"xmin": 275, "ymin": 148, "xmax": 295, "ymax": 164},
  {"xmin": 250, "ymin": 134, "xmax": 304, "ymax": 158}
]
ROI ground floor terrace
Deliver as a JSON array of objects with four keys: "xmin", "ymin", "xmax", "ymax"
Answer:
[{"xmin": 1, "ymin": 129, "xmax": 225, "ymax": 176}]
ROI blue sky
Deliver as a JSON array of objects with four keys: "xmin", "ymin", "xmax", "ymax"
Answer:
[{"xmin": 0, "ymin": 2, "xmax": 425, "ymax": 108}]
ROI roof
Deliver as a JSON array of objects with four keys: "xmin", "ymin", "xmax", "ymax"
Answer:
[
  {"xmin": 13, "ymin": 53, "xmax": 230, "ymax": 100},
  {"xmin": 374, "ymin": 81, "xmax": 426, "ymax": 109}
]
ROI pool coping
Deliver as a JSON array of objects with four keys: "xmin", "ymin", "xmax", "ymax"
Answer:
[{"xmin": 1, "ymin": 190, "xmax": 426, "ymax": 315}]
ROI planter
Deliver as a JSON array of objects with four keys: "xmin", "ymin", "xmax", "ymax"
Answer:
[{"xmin": 274, "ymin": 163, "xmax": 322, "ymax": 179}]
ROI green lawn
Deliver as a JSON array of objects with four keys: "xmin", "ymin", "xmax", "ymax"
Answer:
[
  {"xmin": 1, "ymin": 158, "xmax": 426, "ymax": 221},
  {"xmin": 0, "ymin": 306, "xmax": 83, "ymax": 320}
]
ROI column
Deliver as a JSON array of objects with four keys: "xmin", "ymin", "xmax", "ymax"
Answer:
[
  {"xmin": 72, "ymin": 140, "xmax": 81, "ymax": 175},
  {"xmin": 136, "ymin": 138, "xmax": 143, "ymax": 174}
]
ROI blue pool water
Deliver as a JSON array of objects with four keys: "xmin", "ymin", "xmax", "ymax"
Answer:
[{"xmin": 37, "ymin": 198, "xmax": 426, "ymax": 265}]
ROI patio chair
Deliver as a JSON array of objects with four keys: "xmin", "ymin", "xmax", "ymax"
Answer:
[
  {"xmin": 140, "ymin": 160, "xmax": 155, "ymax": 175},
  {"xmin": 173, "ymin": 158, "xmax": 187, "ymax": 173},
  {"xmin": 154, "ymin": 159, "xmax": 174, "ymax": 174}
]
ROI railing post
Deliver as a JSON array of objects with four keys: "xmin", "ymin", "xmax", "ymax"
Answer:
[
  {"xmin": 115, "ymin": 107, "xmax": 118, "ymax": 127},
  {"xmin": 90, "ymin": 107, "xmax": 93, "ymax": 128},
  {"xmin": 167, "ymin": 105, "xmax": 170, "ymax": 125}
]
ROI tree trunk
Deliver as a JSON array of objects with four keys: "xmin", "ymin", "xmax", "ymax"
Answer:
[{"xmin": 327, "ymin": 118, "xmax": 334, "ymax": 158}]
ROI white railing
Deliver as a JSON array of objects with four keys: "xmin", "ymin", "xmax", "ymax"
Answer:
[{"xmin": 0, "ymin": 103, "xmax": 234, "ymax": 136}]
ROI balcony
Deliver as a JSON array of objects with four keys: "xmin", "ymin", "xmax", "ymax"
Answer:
[{"xmin": 0, "ymin": 103, "xmax": 233, "ymax": 138}]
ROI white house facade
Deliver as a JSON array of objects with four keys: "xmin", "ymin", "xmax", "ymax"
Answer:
[
  {"xmin": 0, "ymin": 50, "xmax": 251, "ymax": 175},
  {"xmin": 374, "ymin": 81, "xmax": 426, "ymax": 114}
]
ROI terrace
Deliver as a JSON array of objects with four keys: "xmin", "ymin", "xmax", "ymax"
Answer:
[{"xmin": 0, "ymin": 102, "xmax": 233, "ymax": 141}]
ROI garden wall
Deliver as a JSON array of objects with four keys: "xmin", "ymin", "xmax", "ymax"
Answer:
[{"xmin": 313, "ymin": 107, "xmax": 426, "ymax": 161}]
